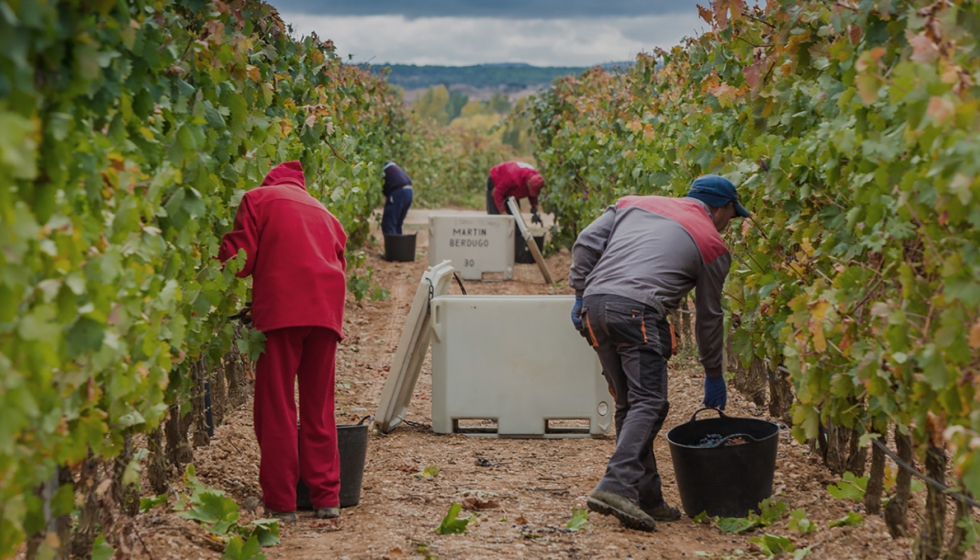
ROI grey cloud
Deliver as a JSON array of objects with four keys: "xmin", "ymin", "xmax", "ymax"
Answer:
[
  {"xmin": 267, "ymin": 0, "xmax": 704, "ymax": 19},
  {"xmin": 280, "ymin": 14, "xmax": 704, "ymax": 66}
]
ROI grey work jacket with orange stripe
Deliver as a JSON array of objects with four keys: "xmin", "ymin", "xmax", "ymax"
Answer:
[{"xmin": 568, "ymin": 195, "xmax": 731, "ymax": 378}]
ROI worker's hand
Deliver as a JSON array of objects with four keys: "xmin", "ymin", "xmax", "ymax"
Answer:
[
  {"xmin": 571, "ymin": 295, "xmax": 585, "ymax": 333},
  {"xmin": 229, "ymin": 301, "xmax": 253, "ymax": 326},
  {"xmin": 703, "ymin": 374, "xmax": 727, "ymax": 410},
  {"xmin": 531, "ymin": 212, "xmax": 543, "ymax": 226}
]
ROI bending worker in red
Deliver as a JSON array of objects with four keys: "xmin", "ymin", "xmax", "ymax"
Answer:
[
  {"xmin": 219, "ymin": 161, "xmax": 348, "ymax": 522},
  {"xmin": 568, "ymin": 175, "xmax": 749, "ymax": 532},
  {"xmin": 486, "ymin": 160, "xmax": 545, "ymax": 225}
]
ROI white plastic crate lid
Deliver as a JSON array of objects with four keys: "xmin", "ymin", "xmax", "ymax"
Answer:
[{"xmin": 374, "ymin": 260, "xmax": 455, "ymax": 434}]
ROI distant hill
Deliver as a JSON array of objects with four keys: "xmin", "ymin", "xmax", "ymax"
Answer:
[{"xmin": 364, "ymin": 63, "xmax": 623, "ymax": 90}]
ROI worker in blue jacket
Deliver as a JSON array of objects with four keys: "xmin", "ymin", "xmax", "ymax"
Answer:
[
  {"xmin": 381, "ymin": 161, "xmax": 413, "ymax": 235},
  {"xmin": 568, "ymin": 175, "xmax": 749, "ymax": 532}
]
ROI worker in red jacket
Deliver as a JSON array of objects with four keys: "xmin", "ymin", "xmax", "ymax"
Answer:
[
  {"xmin": 486, "ymin": 161, "xmax": 545, "ymax": 225},
  {"xmin": 218, "ymin": 161, "xmax": 347, "ymax": 522}
]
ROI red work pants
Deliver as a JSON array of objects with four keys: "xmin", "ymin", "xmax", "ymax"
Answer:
[{"xmin": 254, "ymin": 326, "xmax": 340, "ymax": 512}]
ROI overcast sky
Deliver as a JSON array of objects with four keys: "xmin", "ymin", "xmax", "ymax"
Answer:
[{"xmin": 268, "ymin": 1, "xmax": 709, "ymax": 66}]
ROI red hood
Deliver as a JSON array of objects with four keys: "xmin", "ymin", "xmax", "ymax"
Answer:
[{"xmin": 260, "ymin": 161, "xmax": 307, "ymax": 190}]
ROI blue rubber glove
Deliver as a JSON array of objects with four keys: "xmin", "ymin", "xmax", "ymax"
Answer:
[
  {"xmin": 703, "ymin": 374, "xmax": 727, "ymax": 410},
  {"xmin": 571, "ymin": 296, "xmax": 584, "ymax": 333}
]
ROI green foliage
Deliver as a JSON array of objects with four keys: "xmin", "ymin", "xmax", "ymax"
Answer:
[
  {"xmin": 693, "ymin": 511, "xmax": 710, "ymax": 524},
  {"xmin": 347, "ymin": 269, "xmax": 373, "ymax": 303},
  {"xmin": 0, "ymin": 0, "xmax": 408, "ymax": 553},
  {"xmin": 92, "ymin": 536, "xmax": 116, "ymax": 560},
  {"xmin": 527, "ymin": 0, "xmax": 980, "ymax": 502},
  {"xmin": 827, "ymin": 472, "xmax": 867, "ymax": 502},
  {"xmin": 748, "ymin": 534, "xmax": 810, "ymax": 559},
  {"xmin": 346, "ymin": 251, "xmax": 388, "ymax": 303},
  {"xmin": 828, "ymin": 511, "xmax": 864, "ymax": 528},
  {"xmin": 434, "ymin": 503, "xmax": 470, "ymax": 535},
  {"xmin": 139, "ymin": 494, "xmax": 168, "ymax": 513},
  {"xmin": 370, "ymin": 286, "xmax": 391, "ymax": 302},
  {"xmin": 401, "ymin": 119, "xmax": 518, "ymax": 209},
  {"xmin": 566, "ymin": 508, "xmax": 589, "ymax": 531},
  {"xmin": 759, "ymin": 498, "xmax": 788, "ymax": 526},
  {"xmin": 955, "ymin": 515, "xmax": 980, "ymax": 554},
  {"xmin": 460, "ymin": 100, "xmax": 495, "ymax": 118},
  {"xmin": 447, "ymin": 92, "xmax": 469, "ymax": 122},
  {"xmin": 413, "ymin": 85, "xmax": 451, "ymax": 125},
  {"xmin": 176, "ymin": 466, "xmax": 280, "ymax": 555},
  {"xmin": 222, "ymin": 535, "xmax": 265, "ymax": 560},
  {"xmin": 179, "ymin": 489, "xmax": 242, "ymax": 535},
  {"xmin": 501, "ymin": 98, "xmax": 534, "ymax": 156},
  {"xmin": 716, "ymin": 516, "xmax": 759, "ymax": 534},
  {"xmin": 417, "ymin": 466, "xmax": 440, "ymax": 479},
  {"xmin": 488, "ymin": 93, "xmax": 513, "ymax": 115},
  {"xmin": 177, "ymin": 465, "xmax": 238, "ymax": 534},
  {"xmin": 414, "ymin": 540, "xmax": 439, "ymax": 560},
  {"xmin": 788, "ymin": 509, "xmax": 816, "ymax": 535},
  {"xmin": 236, "ymin": 328, "xmax": 267, "ymax": 364},
  {"xmin": 248, "ymin": 519, "xmax": 281, "ymax": 547},
  {"xmin": 716, "ymin": 498, "xmax": 787, "ymax": 533}
]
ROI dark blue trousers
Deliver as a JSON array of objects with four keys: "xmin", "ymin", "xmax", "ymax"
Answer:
[{"xmin": 382, "ymin": 186, "xmax": 413, "ymax": 235}]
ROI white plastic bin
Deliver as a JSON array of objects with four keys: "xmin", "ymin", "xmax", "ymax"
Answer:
[
  {"xmin": 429, "ymin": 295, "xmax": 611, "ymax": 437},
  {"xmin": 428, "ymin": 215, "xmax": 514, "ymax": 280}
]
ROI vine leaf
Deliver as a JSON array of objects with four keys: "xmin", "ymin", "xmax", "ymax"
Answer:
[
  {"xmin": 698, "ymin": 4, "xmax": 714, "ymax": 25},
  {"xmin": 926, "ymin": 96, "xmax": 955, "ymax": 125},
  {"xmin": 969, "ymin": 320, "xmax": 980, "ymax": 349},
  {"xmin": 434, "ymin": 503, "xmax": 470, "ymax": 535},
  {"xmin": 909, "ymin": 32, "xmax": 940, "ymax": 63}
]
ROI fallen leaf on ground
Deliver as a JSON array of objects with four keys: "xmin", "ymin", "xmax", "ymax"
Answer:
[
  {"xmin": 383, "ymin": 547, "xmax": 405, "ymax": 559},
  {"xmin": 515, "ymin": 514, "xmax": 527, "ymax": 524},
  {"xmin": 309, "ymin": 519, "xmax": 341, "ymax": 531},
  {"xmin": 462, "ymin": 496, "xmax": 500, "ymax": 510}
]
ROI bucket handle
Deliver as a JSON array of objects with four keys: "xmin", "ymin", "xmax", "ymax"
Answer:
[
  {"xmin": 357, "ymin": 415, "xmax": 374, "ymax": 426},
  {"xmin": 687, "ymin": 407, "xmax": 730, "ymax": 424}
]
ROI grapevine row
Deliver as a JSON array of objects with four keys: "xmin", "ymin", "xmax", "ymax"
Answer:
[
  {"xmin": 0, "ymin": 0, "xmax": 405, "ymax": 555},
  {"xmin": 529, "ymin": 0, "xmax": 980, "ymax": 553}
]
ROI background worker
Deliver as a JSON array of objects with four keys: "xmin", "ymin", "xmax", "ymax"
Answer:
[
  {"xmin": 568, "ymin": 174, "xmax": 749, "ymax": 532},
  {"xmin": 219, "ymin": 161, "xmax": 348, "ymax": 522},
  {"xmin": 486, "ymin": 160, "xmax": 545, "ymax": 225},
  {"xmin": 381, "ymin": 161, "xmax": 413, "ymax": 235}
]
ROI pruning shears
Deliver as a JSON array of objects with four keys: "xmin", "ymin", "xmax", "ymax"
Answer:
[{"xmin": 228, "ymin": 301, "xmax": 252, "ymax": 325}]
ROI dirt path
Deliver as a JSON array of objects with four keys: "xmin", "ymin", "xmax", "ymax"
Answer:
[{"xmin": 148, "ymin": 216, "xmax": 920, "ymax": 560}]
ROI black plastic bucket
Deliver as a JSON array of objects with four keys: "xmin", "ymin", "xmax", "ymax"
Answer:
[
  {"xmin": 384, "ymin": 233, "xmax": 416, "ymax": 262},
  {"xmin": 296, "ymin": 416, "xmax": 371, "ymax": 510},
  {"xmin": 514, "ymin": 234, "xmax": 545, "ymax": 264},
  {"xmin": 666, "ymin": 408, "xmax": 779, "ymax": 518}
]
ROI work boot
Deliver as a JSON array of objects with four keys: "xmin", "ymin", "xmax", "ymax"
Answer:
[
  {"xmin": 643, "ymin": 501, "xmax": 682, "ymax": 521},
  {"xmin": 265, "ymin": 509, "xmax": 297, "ymax": 523},
  {"xmin": 586, "ymin": 489, "xmax": 656, "ymax": 532},
  {"xmin": 315, "ymin": 507, "xmax": 340, "ymax": 519}
]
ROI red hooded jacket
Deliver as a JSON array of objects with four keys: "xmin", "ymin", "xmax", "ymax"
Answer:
[
  {"xmin": 490, "ymin": 161, "xmax": 543, "ymax": 213},
  {"xmin": 219, "ymin": 162, "xmax": 347, "ymax": 336}
]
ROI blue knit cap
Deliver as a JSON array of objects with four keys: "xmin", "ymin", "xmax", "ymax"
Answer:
[{"xmin": 686, "ymin": 175, "xmax": 750, "ymax": 218}]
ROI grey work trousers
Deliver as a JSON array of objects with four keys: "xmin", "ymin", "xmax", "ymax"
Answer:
[{"xmin": 583, "ymin": 293, "xmax": 672, "ymax": 509}]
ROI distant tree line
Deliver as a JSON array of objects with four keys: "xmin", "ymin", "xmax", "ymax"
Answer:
[{"xmin": 365, "ymin": 63, "xmax": 591, "ymax": 89}]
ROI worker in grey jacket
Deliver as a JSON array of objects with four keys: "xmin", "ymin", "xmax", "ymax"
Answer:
[{"xmin": 568, "ymin": 175, "xmax": 749, "ymax": 532}]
